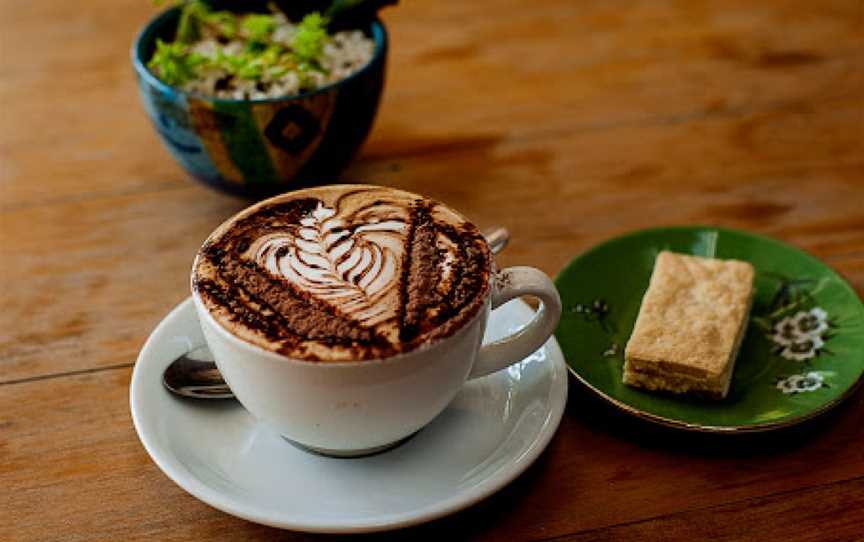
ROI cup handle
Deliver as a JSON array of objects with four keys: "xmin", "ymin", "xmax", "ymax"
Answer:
[{"xmin": 468, "ymin": 266, "xmax": 562, "ymax": 379}]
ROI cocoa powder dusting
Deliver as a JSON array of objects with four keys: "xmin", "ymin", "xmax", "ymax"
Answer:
[
  {"xmin": 221, "ymin": 260, "xmax": 380, "ymax": 344},
  {"xmin": 401, "ymin": 203, "xmax": 443, "ymax": 341}
]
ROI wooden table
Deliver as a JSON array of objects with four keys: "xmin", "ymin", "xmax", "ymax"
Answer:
[{"xmin": 2, "ymin": 0, "xmax": 863, "ymax": 540}]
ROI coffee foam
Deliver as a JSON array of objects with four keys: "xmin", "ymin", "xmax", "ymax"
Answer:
[{"xmin": 193, "ymin": 185, "xmax": 491, "ymax": 361}]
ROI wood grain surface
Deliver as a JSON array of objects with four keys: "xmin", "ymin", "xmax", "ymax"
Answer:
[{"xmin": 1, "ymin": 0, "xmax": 862, "ymax": 540}]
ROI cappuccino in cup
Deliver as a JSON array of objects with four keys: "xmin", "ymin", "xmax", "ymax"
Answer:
[{"xmin": 191, "ymin": 184, "xmax": 561, "ymax": 456}]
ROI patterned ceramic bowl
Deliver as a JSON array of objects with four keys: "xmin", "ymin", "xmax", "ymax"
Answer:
[{"xmin": 132, "ymin": 7, "xmax": 387, "ymax": 197}]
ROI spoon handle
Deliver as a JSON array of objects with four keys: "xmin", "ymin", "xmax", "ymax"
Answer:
[
  {"xmin": 484, "ymin": 227, "xmax": 509, "ymax": 255},
  {"xmin": 163, "ymin": 356, "xmax": 233, "ymax": 399}
]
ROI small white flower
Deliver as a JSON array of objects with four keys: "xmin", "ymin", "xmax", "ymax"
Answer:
[
  {"xmin": 768, "ymin": 306, "xmax": 830, "ymax": 355},
  {"xmin": 809, "ymin": 307, "xmax": 828, "ymax": 321},
  {"xmin": 776, "ymin": 372, "xmax": 824, "ymax": 394},
  {"xmin": 776, "ymin": 375, "xmax": 804, "ymax": 394},
  {"xmin": 769, "ymin": 315, "xmax": 803, "ymax": 347},
  {"xmin": 800, "ymin": 372, "xmax": 825, "ymax": 391},
  {"xmin": 791, "ymin": 308, "xmax": 829, "ymax": 337},
  {"xmin": 779, "ymin": 334, "xmax": 825, "ymax": 362}
]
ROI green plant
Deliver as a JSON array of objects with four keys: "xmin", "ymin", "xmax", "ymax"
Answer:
[
  {"xmin": 148, "ymin": 38, "xmax": 208, "ymax": 85},
  {"xmin": 292, "ymin": 12, "xmax": 328, "ymax": 64},
  {"xmin": 147, "ymin": 1, "xmax": 365, "ymax": 88}
]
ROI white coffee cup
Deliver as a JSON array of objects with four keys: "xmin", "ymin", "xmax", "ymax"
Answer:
[{"xmin": 193, "ymin": 259, "xmax": 561, "ymax": 457}]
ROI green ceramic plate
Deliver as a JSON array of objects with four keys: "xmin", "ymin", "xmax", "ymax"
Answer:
[{"xmin": 554, "ymin": 226, "xmax": 864, "ymax": 433}]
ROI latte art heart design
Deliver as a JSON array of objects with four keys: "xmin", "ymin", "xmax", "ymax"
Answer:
[{"xmin": 253, "ymin": 202, "xmax": 407, "ymax": 329}]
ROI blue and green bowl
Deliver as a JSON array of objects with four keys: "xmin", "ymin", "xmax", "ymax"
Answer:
[{"xmin": 132, "ymin": 7, "xmax": 387, "ymax": 197}]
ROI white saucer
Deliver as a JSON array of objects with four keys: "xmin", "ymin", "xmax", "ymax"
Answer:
[{"xmin": 130, "ymin": 298, "xmax": 568, "ymax": 533}]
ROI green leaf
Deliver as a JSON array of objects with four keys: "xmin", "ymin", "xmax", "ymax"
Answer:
[
  {"xmin": 292, "ymin": 12, "xmax": 329, "ymax": 63},
  {"xmin": 147, "ymin": 38, "xmax": 207, "ymax": 86},
  {"xmin": 205, "ymin": 10, "xmax": 239, "ymax": 39},
  {"xmin": 175, "ymin": 0, "xmax": 212, "ymax": 43},
  {"xmin": 242, "ymin": 13, "xmax": 276, "ymax": 43},
  {"xmin": 237, "ymin": 62, "xmax": 264, "ymax": 80}
]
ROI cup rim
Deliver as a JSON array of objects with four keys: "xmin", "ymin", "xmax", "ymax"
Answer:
[
  {"xmin": 197, "ymin": 184, "xmax": 485, "ymax": 246},
  {"xmin": 131, "ymin": 5, "xmax": 388, "ymax": 105}
]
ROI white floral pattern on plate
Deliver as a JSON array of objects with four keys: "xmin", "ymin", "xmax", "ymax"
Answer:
[
  {"xmin": 768, "ymin": 307, "xmax": 831, "ymax": 362},
  {"xmin": 763, "ymin": 302, "xmax": 835, "ymax": 394},
  {"xmin": 776, "ymin": 372, "xmax": 827, "ymax": 395}
]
